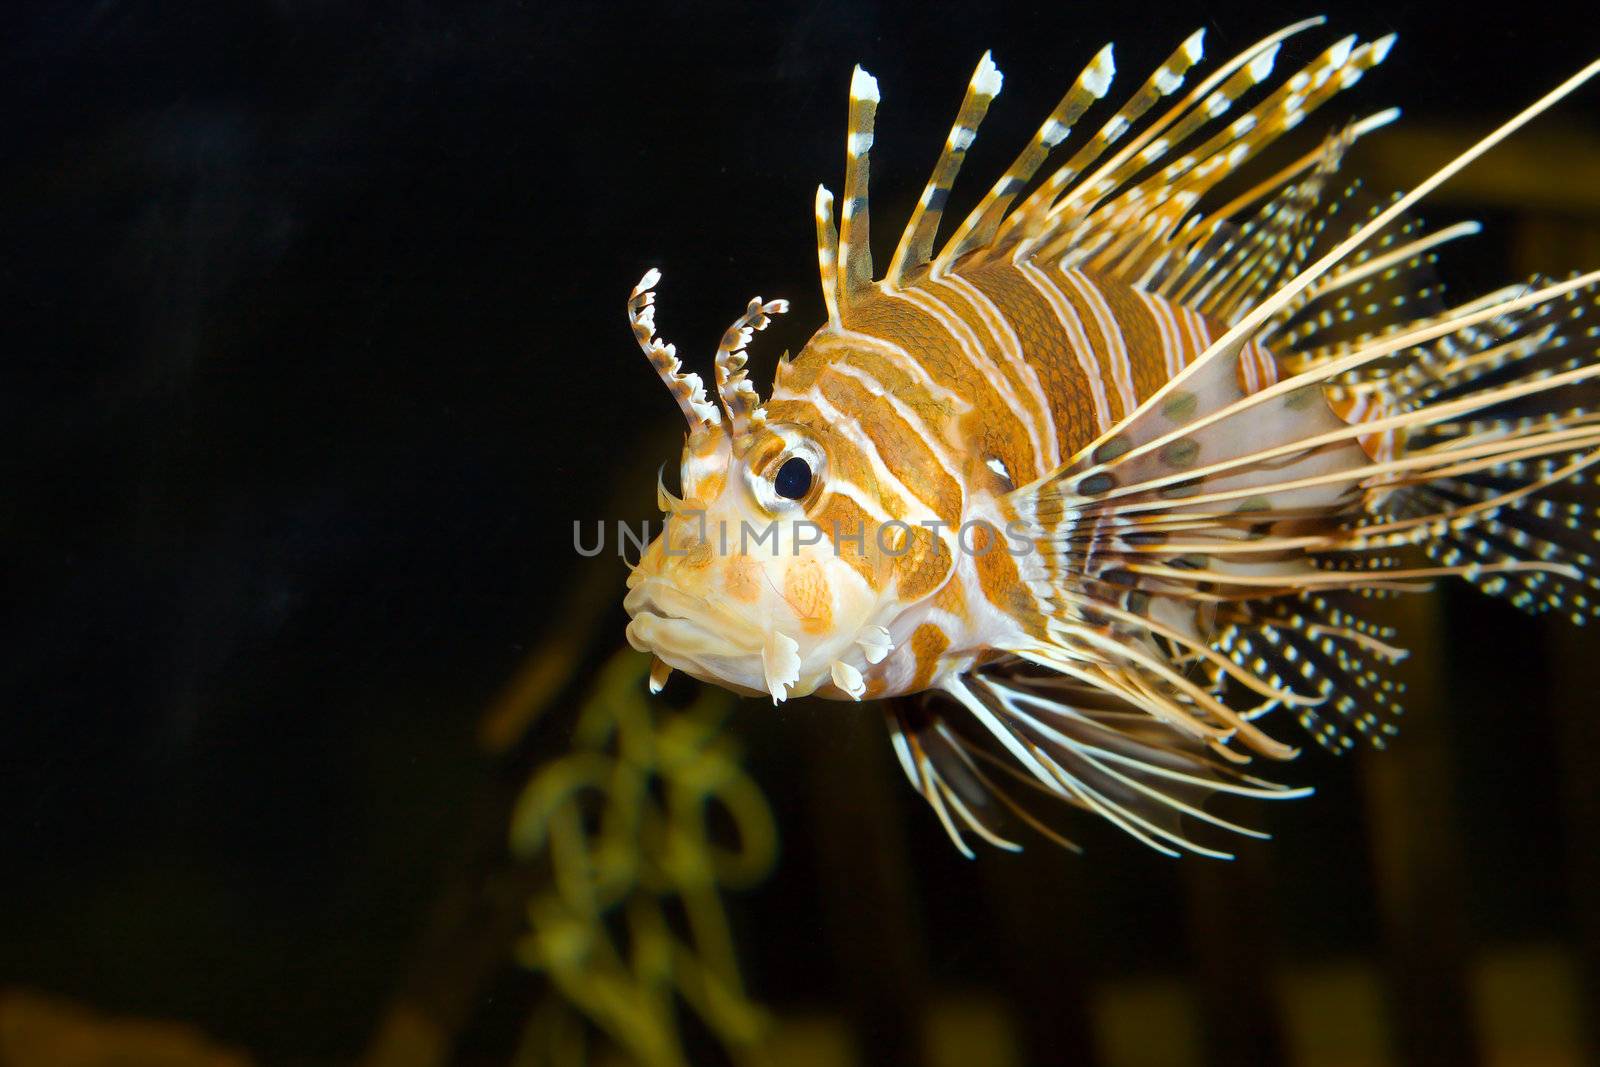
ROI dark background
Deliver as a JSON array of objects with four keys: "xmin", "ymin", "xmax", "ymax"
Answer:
[{"xmin": 5, "ymin": 3, "xmax": 1600, "ymax": 1065}]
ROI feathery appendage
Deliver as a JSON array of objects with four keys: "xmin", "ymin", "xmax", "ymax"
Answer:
[
  {"xmin": 627, "ymin": 269, "xmax": 789, "ymax": 446},
  {"xmin": 627, "ymin": 270, "xmax": 721, "ymax": 430},
  {"xmin": 714, "ymin": 295, "xmax": 789, "ymax": 441}
]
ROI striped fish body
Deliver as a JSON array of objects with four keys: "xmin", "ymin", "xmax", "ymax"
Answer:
[
  {"xmin": 767, "ymin": 258, "xmax": 1299, "ymax": 701},
  {"xmin": 624, "ymin": 24, "xmax": 1600, "ymax": 857}
]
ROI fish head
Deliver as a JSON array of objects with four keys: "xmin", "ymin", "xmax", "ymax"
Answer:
[
  {"xmin": 626, "ymin": 417, "xmax": 899, "ymax": 702},
  {"xmin": 621, "ymin": 271, "xmax": 910, "ymax": 702}
]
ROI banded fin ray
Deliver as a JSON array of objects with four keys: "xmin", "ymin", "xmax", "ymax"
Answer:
[{"xmin": 886, "ymin": 51, "xmax": 1004, "ymax": 287}]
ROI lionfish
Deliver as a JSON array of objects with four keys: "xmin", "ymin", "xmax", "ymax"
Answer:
[{"xmin": 623, "ymin": 20, "xmax": 1600, "ymax": 857}]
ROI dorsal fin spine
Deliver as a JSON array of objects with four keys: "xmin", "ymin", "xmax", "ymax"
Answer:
[
  {"xmin": 814, "ymin": 185, "xmax": 842, "ymax": 329},
  {"xmin": 886, "ymin": 51, "xmax": 1004, "ymax": 287},
  {"xmin": 1031, "ymin": 33, "xmax": 1376, "ymax": 273},
  {"xmin": 1005, "ymin": 19, "xmax": 1324, "ymax": 261},
  {"xmin": 932, "ymin": 43, "xmax": 1116, "ymax": 273},
  {"xmin": 837, "ymin": 66, "xmax": 881, "ymax": 314}
]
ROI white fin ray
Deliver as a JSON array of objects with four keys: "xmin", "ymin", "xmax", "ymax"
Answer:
[
  {"xmin": 926, "ymin": 671, "xmax": 1310, "ymax": 857},
  {"xmin": 837, "ymin": 66, "xmax": 882, "ymax": 312}
]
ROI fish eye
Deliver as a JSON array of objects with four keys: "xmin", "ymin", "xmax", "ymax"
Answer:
[{"xmin": 774, "ymin": 456, "xmax": 813, "ymax": 500}]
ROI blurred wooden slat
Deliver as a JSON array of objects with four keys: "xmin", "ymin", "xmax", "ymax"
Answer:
[
  {"xmin": 766, "ymin": 1013, "xmax": 858, "ymax": 1067},
  {"xmin": 923, "ymin": 993, "xmax": 1021, "ymax": 1067},
  {"xmin": 1474, "ymin": 945, "xmax": 1584, "ymax": 1067},
  {"xmin": 978, "ymin": 849, "xmax": 1100, "ymax": 1066},
  {"xmin": 1359, "ymin": 593, "xmax": 1484, "ymax": 1067},
  {"xmin": 1550, "ymin": 620, "xmax": 1600, "ymax": 1066},
  {"xmin": 366, "ymin": 428, "xmax": 676, "ymax": 1067},
  {"xmin": 804, "ymin": 705, "xmax": 929, "ymax": 1067},
  {"xmin": 1515, "ymin": 215, "xmax": 1600, "ymax": 1067},
  {"xmin": 1281, "ymin": 961, "xmax": 1394, "ymax": 1067},
  {"xmin": 476, "ymin": 557, "xmax": 619, "ymax": 754},
  {"xmin": 1512, "ymin": 215, "xmax": 1600, "ymax": 278},
  {"xmin": 1354, "ymin": 126, "xmax": 1600, "ymax": 213},
  {"xmin": 1182, "ymin": 849, "xmax": 1290, "ymax": 1067},
  {"xmin": 0, "ymin": 990, "xmax": 252, "ymax": 1067},
  {"xmin": 360, "ymin": 784, "xmax": 542, "ymax": 1067},
  {"xmin": 478, "ymin": 423, "xmax": 680, "ymax": 756},
  {"xmin": 1092, "ymin": 977, "xmax": 1204, "ymax": 1067}
]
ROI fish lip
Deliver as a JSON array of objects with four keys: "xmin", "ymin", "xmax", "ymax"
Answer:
[
  {"xmin": 625, "ymin": 580, "xmax": 763, "ymax": 656},
  {"xmin": 626, "ymin": 610, "xmax": 760, "ymax": 693},
  {"xmin": 624, "ymin": 578, "xmax": 715, "ymax": 627},
  {"xmin": 623, "ymin": 583, "xmax": 717, "ymax": 646},
  {"xmin": 623, "ymin": 580, "xmax": 687, "ymax": 622},
  {"xmin": 625, "ymin": 610, "xmax": 709, "ymax": 653}
]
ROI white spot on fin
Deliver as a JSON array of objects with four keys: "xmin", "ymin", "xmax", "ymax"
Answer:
[
  {"xmin": 1327, "ymin": 35, "xmax": 1355, "ymax": 70},
  {"xmin": 850, "ymin": 65, "xmax": 880, "ymax": 103},
  {"xmin": 1083, "ymin": 44, "xmax": 1115, "ymax": 98},
  {"xmin": 973, "ymin": 50, "xmax": 1003, "ymax": 97},
  {"xmin": 1249, "ymin": 42, "xmax": 1281, "ymax": 83}
]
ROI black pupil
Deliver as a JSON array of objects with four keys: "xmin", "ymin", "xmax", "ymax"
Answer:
[{"xmin": 774, "ymin": 456, "xmax": 813, "ymax": 500}]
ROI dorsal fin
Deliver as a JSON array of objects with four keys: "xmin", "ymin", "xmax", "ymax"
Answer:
[
  {"xmin": 837, "ymin": 66, "xmax": 881, "ymax": 313},
  {"xmin": 1023, "ymin": 31, "xmax": 1214, "ymax": 254},
  {"xmin": 1061, "ymin": 36, "xmax": 1396, "ymax": 282},
  {"xmin": 931, "ymin": 42, "xmax": 1118, "ymax": 273},
  {"xmin": 1173, "ymin": 106, "xmax": 1399, "ymax": 266},
  {"xmin": 814, "ymin": 185, "xmax": 842, "ymax": 329},
  {"xmin": 1003, "ymin": 18, "xmax": 1325, "ymax": 254},
  {"xmin": 886, "ymin": 51, "xmax": 1004, "ymax": 287}
]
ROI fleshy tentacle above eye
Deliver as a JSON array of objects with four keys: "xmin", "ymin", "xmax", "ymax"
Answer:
[
  {"xmin": 714, "ymin": 295, "xmax": 789, "ymax": 442},
  {"xmin": 626, "ymin": 268, "xmax": 791, "ymax": 445},
  {"xmin": 627, "ymin": 269, "xmax": 721, "ymax": 430}
]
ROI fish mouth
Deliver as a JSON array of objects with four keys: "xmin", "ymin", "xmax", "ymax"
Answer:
[
  {"xmin": 623, "ymin": 580, "xmax": 760, "ymax": 659},
  {"xmin": 624, "ymin": 579, "xmax": 774, "ymax": 699},
  {"xmin": 625, "ymin": 610, "xmax": 718, "ymax": 655}
]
